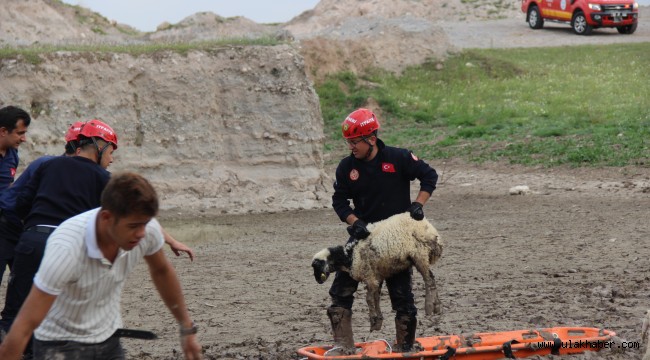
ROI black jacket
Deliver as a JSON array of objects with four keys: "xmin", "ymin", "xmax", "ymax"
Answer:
[
  {"xmin": 16, "ymin": 156, "xmax": 110, "ymax": 229},
  {"xmin": 332, "ymin": 139, "xmax": 438, "ymax": 224}
]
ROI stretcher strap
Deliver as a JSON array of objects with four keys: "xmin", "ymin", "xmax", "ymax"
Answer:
[
  {"xmin": 502, "ymin": 340, "xmax": 517, "ymax": 359},
  {"xmin": 439, "ymin": 346, "xmax": 456, "ymax": 360},
  {"xmin": 551, "ymin": 337, "xmax": 562, "ymax": 355}
]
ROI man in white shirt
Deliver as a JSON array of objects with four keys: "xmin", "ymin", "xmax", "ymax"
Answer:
[{"xmin": 0, "ymin": 172, "xmax": 202, "ymax": 360}]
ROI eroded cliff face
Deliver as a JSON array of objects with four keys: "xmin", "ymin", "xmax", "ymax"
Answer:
[{"xmin": 0, "ymin": 44, "xmax": 330, "ymax": 213}]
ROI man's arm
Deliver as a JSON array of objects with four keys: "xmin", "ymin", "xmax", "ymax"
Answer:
[
  {"xmin": 162, "ymin": 228, "xmax": 195, "ymax": 261},
  {"xmin": 14, "ymin": 162, "xmax": 45, "ymax": 219},
  {"xmin": 145, "ymin": 249, "xmax": 202, "ymax": 359},
  {"xmin": 0, "ymin": 286, "xmax": 57, "ymax": 360},
  {"xmin": 413, "ymin": 190, "xmax": 431, "ymax": 206}
]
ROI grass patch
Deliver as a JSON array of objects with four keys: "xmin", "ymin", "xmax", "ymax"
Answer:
[
  {"xmin": 316, "ymin": 43, "xmax": 650, "ymax": 167},
  {"xmin": 0, "ymin": 37, "xmax": 283, "ymax": 64}
]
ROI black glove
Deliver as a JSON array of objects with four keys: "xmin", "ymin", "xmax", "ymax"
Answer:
[
  {"xmin": 347, "ymin": 219, "xmax": 370, "ymax": 239},
  {"xmin": 407, "ymin": 202, "xmax": 424, "ymax": 221}
]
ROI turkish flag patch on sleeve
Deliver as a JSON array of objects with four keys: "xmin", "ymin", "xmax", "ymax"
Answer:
[{"xmin": 381, "ymin": 162, "xmax": 396, "ymax": 173}]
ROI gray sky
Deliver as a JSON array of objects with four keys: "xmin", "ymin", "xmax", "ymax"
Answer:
[{"xmin": 61, "ymin": 0, "xmax": 321, "ymax": 32}]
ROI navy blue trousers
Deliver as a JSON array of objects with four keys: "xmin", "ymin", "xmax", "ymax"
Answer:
[
  {"xmin": 0, "ymin": 229, "xmax": 49, "ymax": 332},
  {"xmin": 0, "ymin": 217, "xmax": 22, "ymax": 289}
]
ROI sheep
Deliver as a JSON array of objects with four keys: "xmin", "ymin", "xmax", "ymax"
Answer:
[
  {"xmin": 643, "ymin": 310, "xmax": 650, "ymax": 360},
  {"xmin": 312, "ymin": 212, "xmax": 443, "ymax": 331}
]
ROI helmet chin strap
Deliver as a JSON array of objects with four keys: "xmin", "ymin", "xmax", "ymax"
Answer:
[
  {"xmin": 90, "ymin": 137, "xmax": 111, "ymax": 165},
  {"xmin": 361, "ymin": 135, "xmax": 375, "ymax": 160},
  {"xmin": 363, "ymin": 144, "xmax": 374, "ymax": 160}
]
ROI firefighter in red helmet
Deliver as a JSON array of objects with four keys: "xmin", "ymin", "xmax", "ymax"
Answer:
[
  {"xmin": 326, "ymin": 108, "xmax": 439, "ymax": 354},
  {"xmin": 77, "ymin": 119, "xmax": 118, "ymax": 168}
]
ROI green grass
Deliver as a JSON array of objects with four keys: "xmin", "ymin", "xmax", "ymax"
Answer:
[
  {"xmin": 0, "ymin": 37, "xmax": 283, "ymax": 65},
  {"xmin": 316, "ymin": 43, "xmax": 650, "ymax": 167}
]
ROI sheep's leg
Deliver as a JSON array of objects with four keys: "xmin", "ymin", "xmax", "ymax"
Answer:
[
  {"xmin": 415, "ymin": 263, "xmax": 441, "ymax": 316},
  {"xmin": 365, "ymin": 281, "xmax": 383, "ymax": 331},
  {"xmin": 425, "ymin": 269, "xmax": 442, "ymax": 315}
]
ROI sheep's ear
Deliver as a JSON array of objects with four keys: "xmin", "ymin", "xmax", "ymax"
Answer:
[
  {"xmin": 313, "ymin": 248, "xmax": 330, "ymax": 262},
  {"xmin": 328, "ymin": 245, "xmax": 349, "ymax": 266}
]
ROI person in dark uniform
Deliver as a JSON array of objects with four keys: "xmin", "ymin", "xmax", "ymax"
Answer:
[
  {"xmin": 327, "ymin": 108, "xmax": 438, "ymax": 354},
  {"xmin": 0, "ymin": 121, "xmax": 82, "ymax": 290},
  {"xmin": 0, "ymin": 106, "xmax": 30, "ymax": 192},
  {"xmin": 0, "ymin": 106, "xmax": 31, "ymax": 290},
  {"xmin": 0, "ymin": 119, "xmax": 117, "ymax": 357}
]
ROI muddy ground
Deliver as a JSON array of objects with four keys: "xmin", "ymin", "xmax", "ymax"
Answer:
[
  {"xmin": 115, "ymin": 161, "xmax": 650, "ymax": 359},
  {"xmin": 2, "ymin": 8, "xmax": 649, "ymax": 360}
]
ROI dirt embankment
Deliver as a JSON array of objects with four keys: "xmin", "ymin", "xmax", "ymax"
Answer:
[{"xmin": 1, "ymin": 45, "xmax": 329, "ymax": 215}]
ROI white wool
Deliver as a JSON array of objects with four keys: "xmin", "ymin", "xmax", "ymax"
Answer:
[
  {"xmin": 346, "ymin": 212, "xmax": 443, "ymax": 330},
  {"xmin": 351, "ymin": 213, "xmax": 442, "ymax": 282},
  {"xmin": 509, "ymin": 185, "xmax": 530, "ymax": 195}
]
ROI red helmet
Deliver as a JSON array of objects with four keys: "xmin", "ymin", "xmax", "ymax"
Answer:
[
  {"xmin": 79, "ymin": 119, "xmax": 118, "ymax": 149},
  {"xmin": 64, "ymin": 121, "xmax": 85, "ymax": 143},
  {"xmin": 341, "ymin": 108, "xmax": 380, "ymax": 139}
]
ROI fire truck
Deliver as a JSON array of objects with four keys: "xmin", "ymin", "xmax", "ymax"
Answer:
[{"xmin": 521, "ymin": 0, "xmax": 639, "ymax": 35}]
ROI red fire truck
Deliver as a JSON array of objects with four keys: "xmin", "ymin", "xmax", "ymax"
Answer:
[{"xmin": 521, "ymin": 0, "xmax": 639, "ymax": 35}]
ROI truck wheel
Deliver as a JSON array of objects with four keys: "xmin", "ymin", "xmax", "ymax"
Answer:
[
  {"xmin": 527, "ymin": 6, "xmax": 544, "ymax": 29},
  {"xmin": 616, "ymin": 23, "xmax": 637, "ymax": 34},
  {"xmin": 571, "ymin": 11, "xmax": 593, "ymax": 35}
]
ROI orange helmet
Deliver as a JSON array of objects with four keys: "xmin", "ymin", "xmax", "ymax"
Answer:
[
  {"xmin": 64, "ymin": 121, "xmax": 85, "ymax": 143},
  {"xmin": 341, "ymin": 108, "xmax": 380, "ymax": 139},
  {"xmin": 79, "ymin": 119, "xmax": 118, "ymax": 149}
]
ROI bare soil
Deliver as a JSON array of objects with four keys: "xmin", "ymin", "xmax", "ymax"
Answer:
[
  {"xmin": 119, "ymin": 161, "xmax": 650, "ymax": 359},
  {"xmin": 113, "ymin": 11, "xmax": 650, "ymax": 359}
]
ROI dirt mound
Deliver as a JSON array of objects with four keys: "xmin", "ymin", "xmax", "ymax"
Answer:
[
  {"xmin": 298, "ymin": 17, "xmax": 451, "ymax": 80},
  {"xmin": 0, "ymin": 0, "xmax": 141, "ymax": 46},
  {"xmin": 284, "ymin": 0, "xmax": 520, "ymax": 81},
  {"xmin": 146, "ymin": 12, "xmax": 282, "ymax": 43},
  {"xmin": 285, "ymin": 0, "xmax": 520, "ymax": 36}
]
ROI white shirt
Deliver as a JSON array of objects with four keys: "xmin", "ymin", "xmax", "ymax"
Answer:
[{"xmin": 33, "ymin": 208, "xmax": 165, "ymax": 343}]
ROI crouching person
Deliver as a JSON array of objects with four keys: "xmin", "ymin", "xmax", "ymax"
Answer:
[{"xmin": 0, "ymin": 172, "xmax": 202, "ymax": 360}]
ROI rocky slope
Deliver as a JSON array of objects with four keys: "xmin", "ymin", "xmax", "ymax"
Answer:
[
  {"xmin": 0, "ymin": 0, "xmax": 142, "ymax": 46},
  {"xmin": 146, "ymin": 12, "xmax": 283, "ymax": 43},
  {"xmin": 1, "ymin": 45, "xmax": 329, "ymax": 214}
]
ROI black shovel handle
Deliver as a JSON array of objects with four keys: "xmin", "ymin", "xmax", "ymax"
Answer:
[{"xmin": 113, "ymin": 328, "xmax": 158, "ymax": 340}]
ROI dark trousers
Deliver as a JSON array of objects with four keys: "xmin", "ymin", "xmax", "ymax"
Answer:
[
  {"xmin": 33, "ymin": 335, "xmax": 125, "ymax": 360},
  {"xmin": 0, "ymin": 230, "xmax": 49, "ymax": 332},
  {"xmin": 328, "ymin": 237, "xmax": 417, "ymax": 318},
  {"xmin": 0, "ymin": 217, "xmax": 23, "ymax": 289}
]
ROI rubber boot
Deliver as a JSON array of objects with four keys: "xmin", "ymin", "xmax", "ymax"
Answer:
[
  {"xmin": 395, "ymin": 314, "xmax": 417, "ymax": 352},
  {"xmin": 327, "ymin": 306, "xmax": 356, "ymax": 355}
]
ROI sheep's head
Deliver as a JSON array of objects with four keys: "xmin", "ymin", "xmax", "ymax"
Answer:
[
  {"xmin": 311, "ymin": 245, "xmax": 353, "ymax": 284},
  {"xmin": 312, "ymin": 248, "xmax": 332, "ymax": 284}
]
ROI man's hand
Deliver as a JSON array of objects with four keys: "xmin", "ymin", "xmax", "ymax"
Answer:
[
  {"xmin": 180, "ymin": 333, "xmax": 202, "ymax": 360},
  {"xmin": 347, "ymin": 219, "xmax": 370, "ymax": 239},
  {"xmin": 163, "ymin": 229, "xmax": 195, "ymax": 262},
  {"xmin": 168, "ymin": 240, "xmax": 195, "ymax": 262},
  {"xmin": 407, "ymin": 202, "xmax": 424, "ymax": 221}
]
